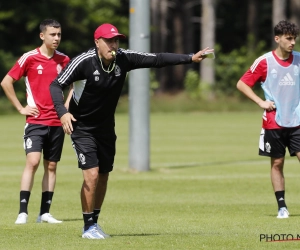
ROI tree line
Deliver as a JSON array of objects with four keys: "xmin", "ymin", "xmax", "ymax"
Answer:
[{"xmin": 0, "ymin": 0, "xmax": 299, "ymax": 108}]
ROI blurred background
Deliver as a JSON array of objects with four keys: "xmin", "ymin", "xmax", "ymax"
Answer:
[{"xmin": 0, "ymin": 0, "xmax": 299, "ymax": 113}]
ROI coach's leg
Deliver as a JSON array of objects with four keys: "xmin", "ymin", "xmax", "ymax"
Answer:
[
  {"xmin": 94, "ymin": 173, "xmax": 109, "ymax": 210},
  {"xmin": 82, "ymin": 166, "xmax": 99, "ymax": 230}
]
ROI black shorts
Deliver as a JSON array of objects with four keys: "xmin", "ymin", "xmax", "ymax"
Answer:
[
  {"xmin": 259, "ymin": 127, "xmax": 300, "ymax": 158},
  {"xmin": 71, "ymin": 132, "xmax": 117, "ymax": 173},
  {"xmin": 23, "ymin": 123, "xmax": 65, "ymax": 162}
]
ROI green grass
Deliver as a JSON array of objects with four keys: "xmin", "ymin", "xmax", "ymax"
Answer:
[{"xmin": 1, "ymin": 112, "xmax": 300, "ymax": 249}]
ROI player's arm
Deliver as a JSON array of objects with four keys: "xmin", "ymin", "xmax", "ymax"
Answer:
[
  {"xmin": 0, "ymin": 74, "xmax": 39, "ymax": 116},
  {"xmin": 236, "ymin": 80, "xmax": 275, "ymax": 111},
  {"xmin": 64, "ymin": 84, "xmax": 73, "ymax": 110}
]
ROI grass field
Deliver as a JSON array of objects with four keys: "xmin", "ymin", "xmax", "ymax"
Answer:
[{"xmin": 1, "ymin": 112, "xmax": 300, "ymax": 249}]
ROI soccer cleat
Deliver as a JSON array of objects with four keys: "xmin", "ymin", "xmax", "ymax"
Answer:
[
  {"xmin": 15, "ymin": 212, "xmax": 28, "ymax": 224},
  {"xmin": 277, "ymin": 207, "xmax": 289, "ymax": 219},
  {"xmin": 95, "ymin": 223, "xmax": 110, "ymax": 238},
  {"xmin": 36, "ymin": 213, "xmax": 62, "ymax": 223},
  {"xmin": 82, "ymin": 225, "xmax": 105, "ymax": 239}
]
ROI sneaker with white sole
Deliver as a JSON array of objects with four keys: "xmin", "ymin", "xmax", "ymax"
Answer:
[
  {"xmin": 36, "ymin": 213, "xmax": 62, "ymax": 223},
  {"xmin": 95, "ymin": 224, "xmax": 110, "ymax": 238},
  {"xmin": 82, "ymin": 225, "xmax": 105, "ymax": 239},
  {"xmin": 82, "ymin": 223, "xmax": 110, "ymax": 238},
  {"xmin": 277, "ymin": 207, "xmax": 289, "ymax": 219},
  {"xmin": 15, "ymin": 212, "xmax": 28, "ymax": 224}
]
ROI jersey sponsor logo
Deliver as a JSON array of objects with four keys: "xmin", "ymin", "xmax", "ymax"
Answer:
[
  {"xmin": 26, "ymin": 138, "xmax": 32, "ymax": 149},
  {"xmin": 279, "ymin": 73, "xmax": 295, "ymax": 85},
  {"xmin": 37, "ymin": 65, "xmax": 43, "ymax": 75},
  {"xmin": 115, "ymin": 65, "xmax": 121, "ymax": 76},
  {"xmin": 57, "ymin": 64, "xmax": 62, "ymax": 74}
]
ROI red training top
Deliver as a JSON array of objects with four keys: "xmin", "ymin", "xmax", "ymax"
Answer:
[{"xmin": 8, "ymin": 48, "xmax": 70, "ymax": 126}]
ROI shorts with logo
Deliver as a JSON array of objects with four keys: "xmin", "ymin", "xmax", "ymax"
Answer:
[
  {"xmin": 259, "ymin": 127, "xmax": 300, "ymax": 158},
  {"xmin": 23, "ymin": 123, "xmax": 65, "ymax": 162},
  {"xmin": 71, "ymin": 132, "xmax": 117, "ymax": 173}
]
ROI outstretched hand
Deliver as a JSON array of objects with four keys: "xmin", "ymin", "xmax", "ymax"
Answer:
[
  {"xmin": 192, "ymin": 47, "xmax": 214, "ymax": 63},
  {"xmin": 60, "ymin": 112, "xmax": 77, "ymax": 135}
]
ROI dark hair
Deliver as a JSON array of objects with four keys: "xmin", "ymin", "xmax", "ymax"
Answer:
[
  {"xmin": 39, "ymin": 19, "xmax": 61, "ymax": 33},
  {"xmin": 274, "ymin": 20, "xmax": 299, "ymax": 37}
]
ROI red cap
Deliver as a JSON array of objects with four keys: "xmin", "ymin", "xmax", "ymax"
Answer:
[{"xmin": 94, "ymin": 23, "xmax": 126, "ymax": 40}]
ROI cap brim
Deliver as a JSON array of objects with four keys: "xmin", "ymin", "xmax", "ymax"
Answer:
[{"xmin": 101, "ymin": 33, "xmax": 126, "ymax": 39}]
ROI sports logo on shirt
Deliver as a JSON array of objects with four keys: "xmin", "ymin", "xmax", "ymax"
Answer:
[
  {"xmin": 115, "ymin": 65, "xmax": 121, "ymax": 76},
  {"xmin": 57, "ymin": 64, "xmax": 62, "ymax": 74},
  {"xmin": 279, "ymin": 73, "xmax": 295, "ymax": 85},
  {"xmin": 271, "ymin": 69, "xmax": 277, "ymax": 79},
  {"xmin": 37, "ymin": 65, "xmax": 43, "ymax": 75},
  {"xmin": 93, "ymin": 70, "xmax": 100, "ymax": 81}
]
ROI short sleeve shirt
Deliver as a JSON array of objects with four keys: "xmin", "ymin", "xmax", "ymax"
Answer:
[
  {"xmin": 8, "ymin": 48, "xmax": 70, "ymax": 126},
  {"xmin": 240, "ymin": 51, "xmax": 294, "ymax": 129}
]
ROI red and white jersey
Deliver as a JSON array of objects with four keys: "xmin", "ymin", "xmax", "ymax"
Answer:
[
  {"xmin": 240, "ymin": 51, "xmax": 294, "ymax": 129},
  {"xmin": 8, "ymin": 48, "xmax": 70, "ymax": 126}
]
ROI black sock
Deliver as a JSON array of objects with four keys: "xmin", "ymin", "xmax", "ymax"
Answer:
[
  {"xmin": 93, "ymin": 209, "xmax": 101, "ymax": 224},
  {"xmin": 19, "ymin": 191, "xmax": 31, "ymax": 214},
  {"xmin": 83, "ymin": 212, "xmax": 94, "ymax": 231},
  {"xmin": 275, "ymin": 190, "xmax": 287, "ymax": 210},
  {"xmin": 40, "ymin": 191, "xmax": 54, "ymax": 215}
]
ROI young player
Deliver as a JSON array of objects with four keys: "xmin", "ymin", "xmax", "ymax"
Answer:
[
  {"xmin": 1, "ymin": 19, "xmax": 71, "ymax": 224},
  {"xmin": 237, "ymin": 20, "xmax": 300, "ymax": 219}
]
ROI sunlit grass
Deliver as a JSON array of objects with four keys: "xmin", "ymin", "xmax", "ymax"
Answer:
[{"xmin": 1, "ymin": 113, "xmax": 300, "ymax": 249}]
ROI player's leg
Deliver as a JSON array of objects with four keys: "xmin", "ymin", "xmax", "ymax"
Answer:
[
  {"xmin": 259, "ymin": 128, "xmax": 288, "ymax": 218},
  {"xmin": 15, "ymin": 124, "xmax": 43, "ymax": 224},
  {"xmin": 270, "ymin": 157, "xmax": 289, "ymax": 218},
  {"xmin": 37, "ymin": 126, "xmax": 64, "ymax": 223},
  {"xmin": 15, "ymin": 152, "xmax": 42, "ymax": 224}
]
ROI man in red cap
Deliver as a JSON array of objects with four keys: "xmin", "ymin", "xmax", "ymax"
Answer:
[{"xmin": 50, "ymin": 23, "xmax": 213, "ymax": 239}]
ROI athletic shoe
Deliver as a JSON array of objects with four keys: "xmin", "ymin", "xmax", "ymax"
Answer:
[
  {"xmin": 82, "ymin": 225, "xmax": 105, "ymax": 239},
  {"xmin": 15, "ymin": 212, "xmax": 28, "ymax": 224},
  {"xmin": 95, "ymin": 223, "xmax": 110, "ymax": 238},
  {"xmin": 81, "ymin": 223, "xmax": 110, "ymax": 238},
  {"xmin": 277, "ymin": 207, "xmax": 289, "ymax": 219},
  {"xmin": 36, "ymin": 213, "xmax": 62, "ymax": 223}
]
